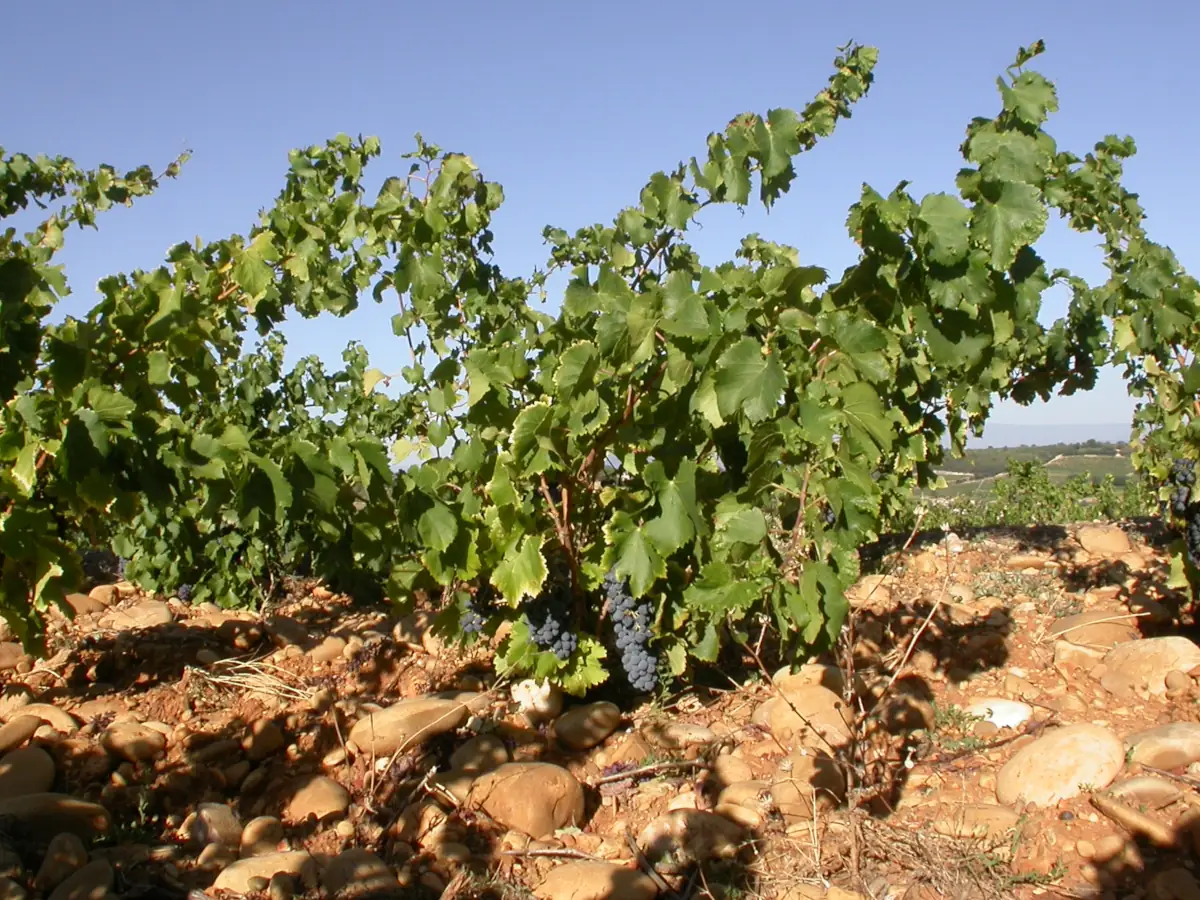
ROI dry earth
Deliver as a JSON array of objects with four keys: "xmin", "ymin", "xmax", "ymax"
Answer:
[{"xmin": 0, "ymin": 520, "xmax": 1198, "ymax": 899}]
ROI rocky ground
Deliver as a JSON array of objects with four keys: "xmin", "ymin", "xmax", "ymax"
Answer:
[{"xmin": 0, "ymin": 520, "xmax": 1198, "ymax": 899}]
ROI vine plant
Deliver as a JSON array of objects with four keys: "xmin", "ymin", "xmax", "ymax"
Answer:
[{"xmin": 1, "ymin": 41, "xmax": 1194, "ymax": 693}]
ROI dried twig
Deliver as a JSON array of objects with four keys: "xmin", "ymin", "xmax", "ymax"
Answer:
[
  {"xmin": 623, "ymin": 828, "xmax": 672, "ymax": 896},
  {"xmin": 1142, "ymin": 765, "xmax": 1200, "ymax": 791},
  {"xmin": 499, "ymin": 847, "xmax": 604, "ymax": 862},
  {"xmin": 591, "ymin": 759, "xmax": 709, "ymax": 787},
  {"xmin": 189, "ymin": 657, "xmax": 310, "ymax": 700}
]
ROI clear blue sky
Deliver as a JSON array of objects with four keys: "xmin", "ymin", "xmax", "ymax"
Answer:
[{"xmin": 5, "ymin": 0, "xmax": 1196, "ymax": 442}]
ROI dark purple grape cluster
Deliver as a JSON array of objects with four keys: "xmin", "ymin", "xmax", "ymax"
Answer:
[
  {"xmin": 461, "ymin": 603, "xmax": 485, "ymax": 635},
  {"xmin": 80, "ymin": 550, "xmax": 122, "ymax": 584},
  {"xmin": 1169, "ymin": 458, "xmax": 1197, "ymax": 516},
  {"xmin": 1187, "ymin": 515, "xmax": 1200, "ymax": 570},
  {"xmin": 461, "ymin": 582, "xmax": 499, "ymax": 636},
  {"xmin": 604, "ymin": 569, "xmax": 658, "ymax": 693},
  {"xmin": 821, "ymin": 503, "xmax": 837, "ymax": 527},
  {"xmin": 1164, "ymin": 459, "xmax": 1200, "ymax": 570},
  {"xmin": 525, "ymin": 576, "xmax": 576, "ymax": 661},
  {"xmin": 177, "ymin": 584, "xmax": 194, "ymax": 603}
]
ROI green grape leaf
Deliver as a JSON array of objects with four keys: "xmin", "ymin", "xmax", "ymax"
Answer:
[{"xmin": 491, "ymin": 535, "xmax": 547, "ymax": 605}]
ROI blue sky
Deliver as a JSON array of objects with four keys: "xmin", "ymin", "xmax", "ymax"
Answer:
[{"xmin": 5, "ymin": 0, "xmax": 1196, "ymax": 444}]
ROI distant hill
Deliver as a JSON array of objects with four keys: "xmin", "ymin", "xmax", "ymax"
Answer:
[
  {"xmin": 927, "ymin": 438, "xmax": 1136, "ymax": 496},
  {"xmin": 958, "ymin": 422, "xmax": 1132, "ymax": 449}
]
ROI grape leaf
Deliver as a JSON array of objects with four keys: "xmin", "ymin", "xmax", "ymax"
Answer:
[{"xmin": 492, "ymin": 536, "xmax": 547, "ymax": 605}]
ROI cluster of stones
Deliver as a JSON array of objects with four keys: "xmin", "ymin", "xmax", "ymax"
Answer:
[{"xmin": 0, "ymin": 523, "xmax": 1197, "ymax": 898}]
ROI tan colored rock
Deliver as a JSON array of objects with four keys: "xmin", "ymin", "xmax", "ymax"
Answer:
[
  {"xmin": 1125, "ymin": 722, "xmax": 1200, "ymax": 770},
  {"xmin": 1103, "ymin": 636, "xmax": 1200, "ymax": 696},
  {"xmin": 636, "ymin": 810, "xmax": 744, "ymax": 874},
  {"xmin": 533, "ymin": 860, "xmax": 659, "ymax": 900},
  {"xmin": 0, "ymin": 794, "xmax": 110, "ymax": 841},
  {"xmin": 1109, "ymin": 776, "xmax": 1182, "ymax": 810},
  {"xmin": 212, "ymin": 851, "xmax": 318, "ymax": 894},
  {"xmin": 449, "ymin": 734, "xmax": 508, "ymax": 774},
  {"xmin": 1167, "ymin": 669, "xmax": 1193, "ymax": 693},
  {"xmin": 1077, "ymin": 525, "xmax": 1132, "ymax": 557},
  {"xmin": 0, "ymin": 686, "xmax": 33, "ymax": 719},
  {"xmin": 716, "ymin": 781, "xmax": 771, "ymax": 815},
  {"xmin": 430, "ymin": 690, "xmax": 490, "ymax": 714},
  {"xmin": 45, "ymin": 859, "xmax": 112, "ymax": 900},
  {"xmin": 1053, "ymin": 640, "xmax": 1106, "ymax": 675},
  {"xmin": 310, "ymin": 636, "xmax": 347, "ymax": 664},
  {"xmin": 469, "ymin": 763, "xmax": 584, "ymax": 839},
  {"xmin": 106, "ymin": 600, "xmax": 173, "ymax": 629},
  {"xmin": 770, "ymin": 751, "xmax": 845, "ymax": 824},
  {"xmin": 427, "ymin": 770, "xmax": 473, "ymax": 807},
  {"xmin": 1127, "ymin": 594, "xmax": 1171, "ymax": 624},
  {"xmin": 87, "ymin": 585, "xmax": 118, "ymax": 606},
  {"xmin": 33, "ymin": 832, "xmax": 88, "ymax": 892},
  {"xmin": 774, "ymin": 663, "xmax": 846, "ymax": 696},
  {"xmin": 240, "ymin": 816, "xmax": 285, "ymax": 858},
  {"xmin": 711, "ymin": 755, "xmax": 754, "ymax": 787},
  {"xmin": 846, "ymin": 574, "xmax": 892, "ymax": 608},
  {"xmin": 1049, "ymin": 610, "xmax": 1139, "ymax": 649},
  {"xmin": 1147, "ymin": 868, "xmax": 1200, "ymax": 900},
  {"xmin": 283, "ymin": 775, "xmax": 350, "ymax": 823},
  {"xmin": 0, "ymin": 747, "xmax": 55, "ymax": 800},
  {"xmin": 555, "ymin": 702, "xmax": 622, "ymax": 751},
  {"xmin": 778, "ymin": 888, "xmax": 825, "ymax": 900},
  {"xmin": 996, "ymin": 724, "xmax": 1124, "ymax": 807},
  {"xmin": 62, "ymin": 593, "xmax": 106, "ymax": 617},
  {"xmin": 757, "ymin": 685, "xmax": 852, "ymax": 751},
  {"xmin": 1004, "ymin": 553, "xmax": 1047, "ymax": 571},
  {"xmin": 320, "ymin": 848, "xmax": 399, "ymax": 895},
  {"xmin": 0, "ymin": 716, "xmax": 40, "ymax": 754},
  {"xmin": 645, "ymin": 722, "xmax": 716, "ymax": 749},
  {"xmin": 347, "ymin": 696, "xmax": 469, "ymax": 756},
  {"xmin": 242, "ymin": 720, "xmax": 285, "ymax": 762},
  {"xmin": 99, "ymin": 722, "xmax": 165, "ymax": 763},
  {"xmin": 4, "ymin": 704, "xmax": 78, "ymax": 734},
  {"xmin": 263, "ymin": 615, "xmax": 308, "ymax": 647},
  {"xmin": 186, "ymin": 803, "xmax": 242, "ymax": 849},
  {"xmin": 932, "ymin": 804, "xmax": 1022, "ymax": 840}
]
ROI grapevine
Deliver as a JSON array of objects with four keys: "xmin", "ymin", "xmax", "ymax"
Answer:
[{"xmin": 2, "ymin": 40, "xmax": 1196, "ymax": 690}]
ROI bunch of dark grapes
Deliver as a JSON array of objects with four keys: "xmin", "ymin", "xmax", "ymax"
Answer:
[
  {"xmin": 117, "ymin": 557, "xmax": 128, "ymax": 580},
  {"xmin": 1168, "ymin": 458, "xmax": 1197, "ymax": 516},
  {"xmin": 79, "ymin": 549, "xmax": 121, "ymax": 585},
  {"xmin": 461, "ymin": 591, "xmax": 486, "ymax": 636},
  {"xmin": 1164, "ymin": 458, "xmax": 1200, "ymax": 570},
  {"xmin": 603, "ymin": 570, "xmax": 658, "ymax": 693},
  {"xmin": 1188, "ymin": 516, "xmax": 1200, "ymax": 570},
  {"xmin": 820, "ymin": 503, "xmax": 837, "ymax": 527},
  {"xmin": 177, "ymin": 584, "xmax": 194, "ymax": 603},
  {"xmin": 525, "ymin": 574, "xmax": 577, "ymax": 661}
]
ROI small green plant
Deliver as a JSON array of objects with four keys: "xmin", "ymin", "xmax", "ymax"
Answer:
[
  {"xmin": 1001, "ymin": 860, "xmax": 1068, "ymax": 889},
  {"xmin": 930, "ymin": 702, "xmax": 988, "ymax": 752}
]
